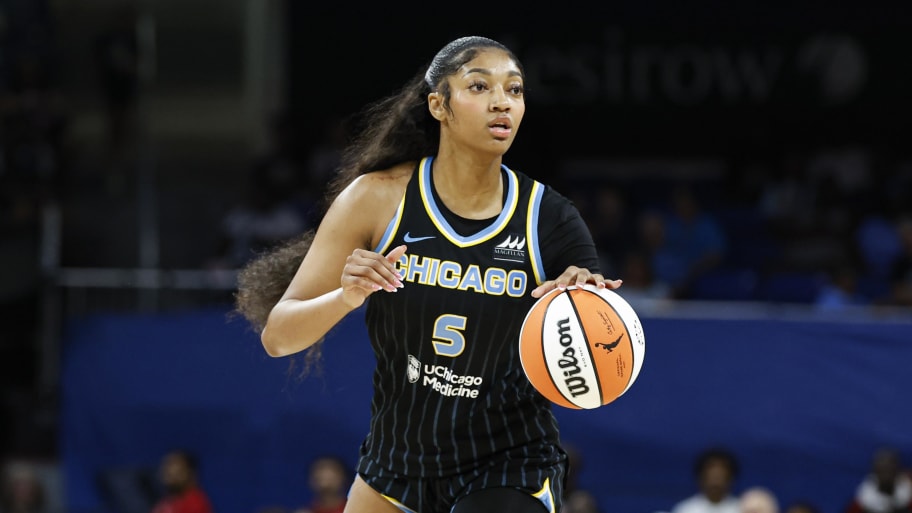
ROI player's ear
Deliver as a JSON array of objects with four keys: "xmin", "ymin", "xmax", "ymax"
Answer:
[{"xmin": 428, "ymin": 91, "xmax": 446, "ymax": 121}]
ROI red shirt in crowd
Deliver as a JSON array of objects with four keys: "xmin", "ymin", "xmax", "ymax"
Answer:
[{"xmin": 151, "ymin": 487, "xmax": 213, "ymax": 513}]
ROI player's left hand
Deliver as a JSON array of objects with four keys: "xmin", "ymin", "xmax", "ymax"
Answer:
[{"xmin": 530, "ymin": 266, "xmax": 622, "ymax": 298}]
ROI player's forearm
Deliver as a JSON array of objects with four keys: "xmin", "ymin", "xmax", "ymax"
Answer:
[{"xmin": 260, "ymin": 288, "xmax": 354, "ymax": 357}]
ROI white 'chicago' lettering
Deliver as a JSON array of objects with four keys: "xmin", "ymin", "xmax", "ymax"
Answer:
[{"xmin": 396, "ymin": 253, "xmax": 527, "ymax": 297}]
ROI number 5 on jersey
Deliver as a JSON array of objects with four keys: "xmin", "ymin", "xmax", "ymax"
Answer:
[{"xmin": 432, "ymin": 314, "xmax": 467, "ymax": 357}]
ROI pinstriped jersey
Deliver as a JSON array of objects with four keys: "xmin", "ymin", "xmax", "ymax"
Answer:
[{"xmin": 356, "ymin": 156, "xmax": 598, "ymax": 479}]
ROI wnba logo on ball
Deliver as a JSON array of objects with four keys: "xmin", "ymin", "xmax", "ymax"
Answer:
[{"xmin": 556, "ymin": 318, "xmax": 590, "ymax": 398}]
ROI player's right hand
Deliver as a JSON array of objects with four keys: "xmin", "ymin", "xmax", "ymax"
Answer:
[{"xmin": 340, "ymin": 245, "xmax": 407, "ymax": 308}]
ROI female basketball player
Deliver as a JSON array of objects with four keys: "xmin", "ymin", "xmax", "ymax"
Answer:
[{"xmin": 236, "ymin": 36, "xmax": 621, "ymax": 513}]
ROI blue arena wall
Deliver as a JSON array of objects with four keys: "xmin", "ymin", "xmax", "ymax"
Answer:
[{"xmin": 61, "ymin": 305, "xmax": 912, "ymax": 513}]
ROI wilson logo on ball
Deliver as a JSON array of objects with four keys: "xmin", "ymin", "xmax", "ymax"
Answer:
[{"xmin": 555, "ymin": 318, "xmax": 590, "ymax": 398}]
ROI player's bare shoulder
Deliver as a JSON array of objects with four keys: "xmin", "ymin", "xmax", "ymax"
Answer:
[
  {"xmin": 329, "ymin": 162, "xmax": 414, "ymax": 246},
  {"xmin": 338, "ymin": 162, "xmax": 412, "ymax": 211},
  {"xmin": 353, "ymin": 162, "xmax": 413, "ymax": 201}
]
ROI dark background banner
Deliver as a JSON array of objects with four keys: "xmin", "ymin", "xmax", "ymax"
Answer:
[{"xmin": 285, "ymin": 11, "xmax": 912, "ymax": 171}]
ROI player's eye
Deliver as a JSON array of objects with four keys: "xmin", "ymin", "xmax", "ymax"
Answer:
[
  {"xmin": 508, "ymin": 83, "xmax": 524, "ymax": 96},
  {"xmin": 467, "ymin": 80, "xmax": 488, "ymax": 92}
]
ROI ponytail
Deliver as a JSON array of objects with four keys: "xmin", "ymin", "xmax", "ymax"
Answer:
[{"xmin": 233, "ymin": 231, "xmax": 324, "ymax": 377}]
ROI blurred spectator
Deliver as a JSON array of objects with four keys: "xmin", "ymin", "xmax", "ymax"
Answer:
[
  {"xmin": 587, "ymin": 184, "xmax": 637, "ymax": 277},
  {"xmin": 669, "ymin": 447, "xmax": 740, "ymax": 513},
  {"xmin": 253, "ymin": 112, "xmax": 309, "ymax": 212},
  {"xmin": 889, "ymin": 217, "xmax": 912, "ymax": 307},
  {"xmin": 206, "ymin": 111, "xmax": 313, "ymax": 269},
  {"xmin": 759, "ymin": 144, "xmax": 867, "ymax": 274},
  {"xmin": 640, "ymin": 186, "xmax": 727, "ymax": 299},
  {"xmin": 740, "ymin": 487, "xmax": 779, "ymax": 513},
  {"xmin": 853, "ymin": 210, "xmax": 902, "ymax": 284},
  {"xmin": 0, "ymin": 463, "xmax": 46, "ymax": 513},
  {"xmin": 844, "ymin": 448, "xmax": 912, "ymax": 513},
  {"xmin": 758, "ymin": 151, "xmax": 815, "ymax": 236},
  {"xmin": 805, "ymin": 141, "xmax": 873, "ymax": 238},
  {"xmin": 208, "ymin": 163, "xmax": 309, "ymax": 269},
  {"xmin": 209, "ymin": 175, "xmax": 308, "ymax": 268},
  {"xmin": 814, "ymin": 263, "xmax": 867, "ymax": 311},
  {"xmin": 150, "ymin": 451, "xmax": 212, "ymax": 513},
  {"xmin": 293, "ymin": 456, "xmax": 350, "ymax": 513},
  {"xmin": 616, "ymin": 248, "xmax": 671, "ymax": 305},
  {"xmin": 638, "ymin": 209, "xmax": 670, "ymax": 276},
  {"xmin": 851, "ymin": 207, "xmax": 902, "ymax": 304}
]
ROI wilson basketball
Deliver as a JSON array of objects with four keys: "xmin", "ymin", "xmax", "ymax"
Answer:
[{"xmin": 519, "ymin": 285, "xmax": 646, "ymax": 409}]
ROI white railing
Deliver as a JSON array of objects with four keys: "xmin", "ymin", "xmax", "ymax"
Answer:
[{"xmin": 37, "ymin": 201, "xmax": 240, "ymax": 395}]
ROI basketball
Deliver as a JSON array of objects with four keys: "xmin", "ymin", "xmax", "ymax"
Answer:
[{"xmin": 519, "ymin": 285, "xmax": 646, "ymax": 409}]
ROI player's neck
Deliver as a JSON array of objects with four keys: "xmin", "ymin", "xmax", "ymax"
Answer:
[{"xmin": 431, "ymin": 155, "xmax": 504, "ymax": 219}]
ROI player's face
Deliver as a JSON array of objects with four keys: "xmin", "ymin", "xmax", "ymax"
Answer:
[{"xmin": 438, "ymin": 49, "xmax": 525, "ymax": 154}]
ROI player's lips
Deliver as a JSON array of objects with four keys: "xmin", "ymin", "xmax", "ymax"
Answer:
[{"xmin": 488, "ymin": 116, "xmax": 512, "ymax": 137}]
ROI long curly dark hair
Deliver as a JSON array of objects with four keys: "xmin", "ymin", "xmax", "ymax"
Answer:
[{"xmin": 234, "ymin": 36, "xmax": 523, "ymax": 375}]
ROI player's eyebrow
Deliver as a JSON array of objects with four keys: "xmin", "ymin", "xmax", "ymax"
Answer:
[{"xmin": 462, "ymin": 68, "xmax": 523, "ymax": 78}]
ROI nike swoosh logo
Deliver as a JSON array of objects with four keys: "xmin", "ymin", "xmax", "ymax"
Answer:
[{"xmin": 403, "ymin": 232, "xmax": 436, "ymax": 243}]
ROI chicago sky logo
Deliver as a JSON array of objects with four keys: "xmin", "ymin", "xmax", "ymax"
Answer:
[{"xmin": 493, "ymin": 234, "xmax": 526, "ymax": 263}]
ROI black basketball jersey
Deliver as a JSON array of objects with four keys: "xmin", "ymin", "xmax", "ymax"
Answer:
[{"xmin": 356, "ymin": 156, "xmax": 599, "ymax": 479}]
